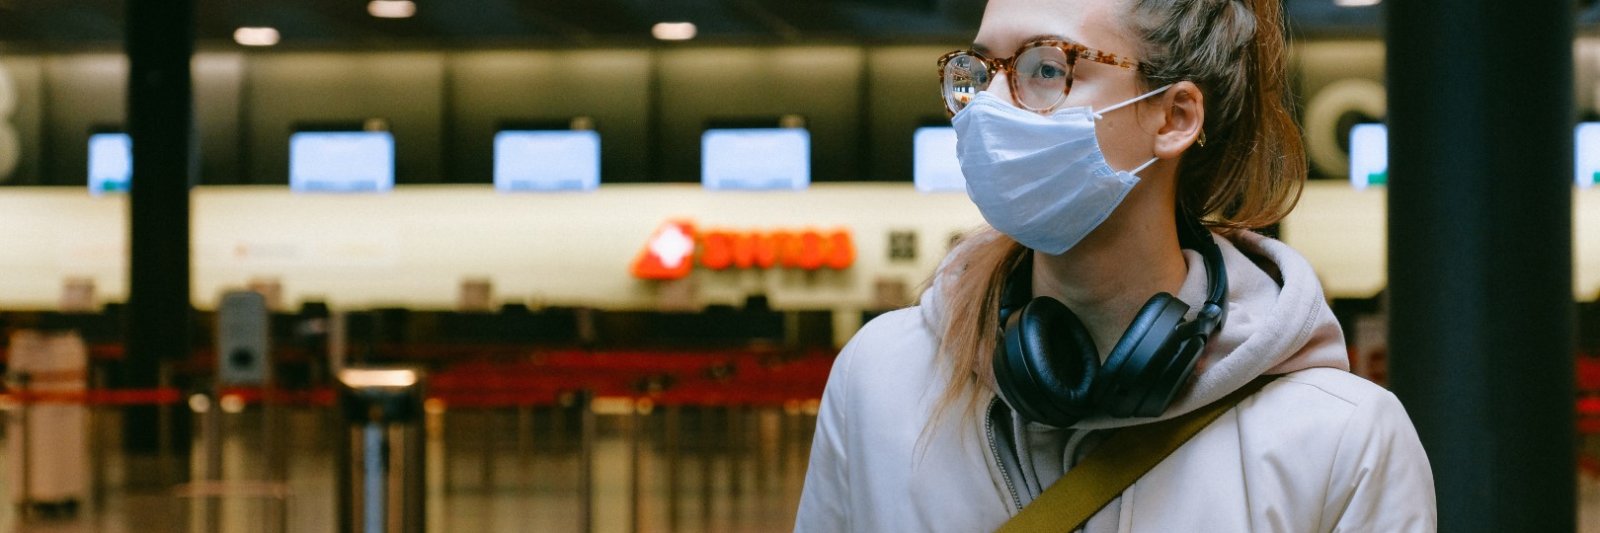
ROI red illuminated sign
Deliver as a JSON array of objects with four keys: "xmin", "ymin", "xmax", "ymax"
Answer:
[{"xmin": 631, "ymin": 220, "xmax": 856, "ymax": 280}]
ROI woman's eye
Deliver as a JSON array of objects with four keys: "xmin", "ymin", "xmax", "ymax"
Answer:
[{"xmin": 1034, "ymin": 63, "xmax": 1066, "ymax": 79}]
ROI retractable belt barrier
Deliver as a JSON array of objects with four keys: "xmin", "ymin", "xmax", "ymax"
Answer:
[{"xmin": 0, "ymin": 348, "xmax": 838, "ymax": 409}]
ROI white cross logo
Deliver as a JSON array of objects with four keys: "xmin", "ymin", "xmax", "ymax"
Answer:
[{"xmin": 649, "ymin": 224, "xmax": 695, "ymax": 269}]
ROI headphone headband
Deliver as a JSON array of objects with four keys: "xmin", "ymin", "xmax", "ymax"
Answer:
[
  {"xmin": 1176, "ymin": 215, "xmax": 1228, "ymax": 338},
  {"xmin": 991, "ymin": 215, "xmax": 1230, "ymax": 425}
]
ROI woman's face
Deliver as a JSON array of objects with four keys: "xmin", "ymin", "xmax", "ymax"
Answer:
[{"xmin": 973, "ymin": 0, "xmax": 1163, "ymax": 173}]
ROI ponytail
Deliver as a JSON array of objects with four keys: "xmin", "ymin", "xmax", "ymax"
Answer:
[{"xmin": 1132, "ymin": 0, "xmax": 1306, "ymax": 230}]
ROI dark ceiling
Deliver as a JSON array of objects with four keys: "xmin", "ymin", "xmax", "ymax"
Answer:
[
  {"xmin": 5, "ymin": 0, "xmax": 989, "ymax": 48},
  {"xmin": 0, "ymin": 0, "xmax": 1588, "ymax": 51}
]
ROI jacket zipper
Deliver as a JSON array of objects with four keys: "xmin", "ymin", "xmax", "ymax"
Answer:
[{"xmin": 985, "ymin": 397, "xmax": 1024, "ymax": 511}]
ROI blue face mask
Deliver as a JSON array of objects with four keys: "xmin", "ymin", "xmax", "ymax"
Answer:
[{"xmin": 952, "ymin": 85, "xmax": 1171, "ymax": 255}]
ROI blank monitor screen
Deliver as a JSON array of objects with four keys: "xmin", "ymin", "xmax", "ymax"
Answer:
[
  {"xmin": 1577, "ymin": 122, "xmax": 1600, "ymax": 188},
  {"xmin": 1348, "ymin": 123, "xmax": 1387, "ymax": 189},
  {"xmin": 88, "ymin": 132, "xmax": 132, "ymax": 196},
  {"xmin": 913, "ymin": 126, "xmax": 964, "ymax": 193},
  {"xmin": 701, "ymin": 128, "xmax": 810, "ymax": 191},
  {"xmin": 289, "ymin": 131, "xmax": 395, "ymax": 193},
  {"xmin": 494, "ymin": 130, "xmax": 601, "ymax": 192}
]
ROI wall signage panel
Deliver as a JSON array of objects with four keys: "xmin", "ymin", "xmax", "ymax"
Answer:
[{"xmin": 631, "ymin": 220, "xmax": 855, "ymax": 280}]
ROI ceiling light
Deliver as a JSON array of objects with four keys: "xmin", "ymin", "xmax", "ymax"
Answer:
[
  {"xmin": 1333, "ymin": 0, "xmax": 1381, "ymax": 6},
  {"xmin": 233, "ymin": 27, "xmax": 280, "ymax": 47},
  {"xmin": 652, "ymin": 22, "xmax": 697, "ymax": 41},
  {"xmin": 368, "ymin": 0, "xmax": 416, "ymax": 19}
]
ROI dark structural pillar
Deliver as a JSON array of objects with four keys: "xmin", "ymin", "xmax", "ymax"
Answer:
[
  {"xmin": 1387, "ymin": 0, "xmax": 1575, "ymax": 531},
  {"xmin": 123, "ymin": 0, "xmax": 196, "ymax": 454}
]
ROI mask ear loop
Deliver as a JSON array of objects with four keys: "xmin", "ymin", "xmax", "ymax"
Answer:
[
  {"xmin": 1130, "ymin": 157, "xmax": 1160, "ymax": 176},
  {"xmin": 1096, "ymin": 84, "xmax": 1174, "ymax": 176},
  {"xmin": 1091, "ymin": 84, "xmax": 1175, "ymax": 120}
]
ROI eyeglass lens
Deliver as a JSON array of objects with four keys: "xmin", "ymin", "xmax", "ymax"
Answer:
[
  {"xmin": 941, "ymin": 45, "xmax": 1074, "ymax": 114},
  {"xmin": 942, "ymin": 53, "xmax": 990, "ymax": 114}
]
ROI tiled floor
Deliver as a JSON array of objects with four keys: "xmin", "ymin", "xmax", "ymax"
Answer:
[{"xmin": 0, "ymin": 405, "xmax": 815, "ymax": 533}]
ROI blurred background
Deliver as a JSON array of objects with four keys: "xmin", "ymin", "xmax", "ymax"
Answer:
[{"xmin": 0, "ymin": 0, "xmax": 1595, "ymax": 532}]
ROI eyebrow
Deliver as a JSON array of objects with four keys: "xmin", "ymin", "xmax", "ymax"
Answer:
[{"xmin": 972, "ymin": 33, "xmax": 1074, "ymax": 57}]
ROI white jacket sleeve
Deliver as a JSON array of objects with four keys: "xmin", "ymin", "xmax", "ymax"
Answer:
[
  {"xmin": 1323, "ymin": 388, "xmax": 1438, "ymax": 532},
  {"xmin": 794, "ymin": 339, "xmax": 858, "ymax": 532}
]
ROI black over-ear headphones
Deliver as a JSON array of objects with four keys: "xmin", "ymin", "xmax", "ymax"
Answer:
[{"xmin": 992, "ymin": 216, "xmax": 1228, "ymax": 427}]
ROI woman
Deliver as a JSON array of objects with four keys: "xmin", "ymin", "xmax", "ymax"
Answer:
[{"xmin": 795, "ymin": 0, "xmax": 1435, "ymax": 531}]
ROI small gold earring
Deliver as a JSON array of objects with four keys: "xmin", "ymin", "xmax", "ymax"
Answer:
[{"xmin": 1197, "ymin": 130, "xmax": 1208, "ymax": 148}]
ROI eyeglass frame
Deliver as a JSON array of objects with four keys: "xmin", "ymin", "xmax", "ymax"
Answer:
[{"xmin": 936, "ymin": 38, "xmax": 1158, "ymax": 114}]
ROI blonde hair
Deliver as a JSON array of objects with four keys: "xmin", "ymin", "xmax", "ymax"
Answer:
[{"xmin": 926, "ymin": 0, "xmax": 1306, "ymax": 429}]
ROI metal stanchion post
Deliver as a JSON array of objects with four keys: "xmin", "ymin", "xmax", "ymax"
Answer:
[
  {"xmin": 755, "ymin": 408, "xmax": 769, "ymax": 494},
  {"xmin": 202, "ymin": 390, "xmax": 221, "ymax": 483},
  {"xmin": 436, "ymin": 401, "xmax": 452, "ymax": 497},
  {"xmin": 666, "ymin": 405, "xmax": 680, "ymax": 533},
  {"xmin": 423, "ymin": 396, "xmax": 446, "ymax": 533},
  {"xmin": 728, "ymin": 404, "xmax": 743, "ymax": 522},
  {"xmin": 200, "ymin": 390, "xmax": 222, "ymax": 533},
  {"xmin": 481, "ymin": 410, "xmax": 496, "ymax": 490},
  {"xmin": 517, "ymin": 404, "xmax": 534, "ymax": 533},
  {"xmin": 517, "ymin": 405, "xmax": 532, "ymax": 490},
  {"xmin": 89, "ymin": 366, "xmax": 106, "ymax": 510},
  {"xmin": 577, "ymin": 390, "xmax": 595, "ymax": 533},
  {"xmin": 335, "ymin": 368, "xmax": 426, "ymax": 533},
  {"xmin": 699, "ymin": 407, "xmax": 713, "ymax": 528},
  {"xmin": 733, "ymin": 405, "xmax": 747, "ymax": 527},
  {"xmin": 178, "ymin": 385, "xmax": 222, "ymax": 531},
  {"xmin": 553, "ymin": 398, "xmax": 568, "ymax": 452},
  {"xmin": 782, "ymin": 401, "xmax": 803, "ymax": 509},
  {"xmin": 629, "ymin": 400, "xmax": 643, "ymax": 533},
  {"xmin": 158, "ymin": 361, "xmax": 174, "ymax": 486},
  {"xmin": 13, "ymin": 372, "xmax": 33, "ymax": 522},
  {"xmin": 263, "ymin": 390, "xmax": 286, "ymax": 483}
]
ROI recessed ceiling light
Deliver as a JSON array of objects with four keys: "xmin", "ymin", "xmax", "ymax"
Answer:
[
  {"xmin": 1333, "ymin": 0, "xmax": 1381, "ymax": 6},
  {"xmin": 652, "ymin": 22, "xmax": 697, "ymax": 41},
  {"xmin": 233, "ymin": 27, "xmax": 280, "ymax": 47},
  {"xmin": 368, "ymin": 0, "xmax": 416, "ymax": 19}
]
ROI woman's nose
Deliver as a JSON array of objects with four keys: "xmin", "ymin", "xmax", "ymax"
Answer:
[{"xmin": 985, "ymin": 71, "xmax": 1016, "ymax": 107}]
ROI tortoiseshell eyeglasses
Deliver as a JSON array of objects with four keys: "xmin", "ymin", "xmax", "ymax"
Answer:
[{"xmin": 937, "ymin": 39, "xmax": 1153, "ymax": 115}]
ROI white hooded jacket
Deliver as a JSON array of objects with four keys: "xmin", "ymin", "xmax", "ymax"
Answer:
[{"xmin": 795, "ymin": 230, "xmax": 1436, "ymax": 532}]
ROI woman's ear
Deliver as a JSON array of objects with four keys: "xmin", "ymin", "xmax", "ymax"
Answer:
[{"xmin": 1152, "ymin": 81, "xmax": 1205, "ymax": 159}]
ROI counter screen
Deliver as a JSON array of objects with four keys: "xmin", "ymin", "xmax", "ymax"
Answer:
[
  {"xmin": 701, "ymin": 128, "xmax": 810, "ymax": 191},
  {"xmin": 290, "ymin": 131, "xmax": 395, "ymax": 193},
  {"xmin": 1577, "ymin": 122, "xmax": 1600, "ymax": 188},
  {"xmin": 913, "ymin": 126, "xmax": 964, "ymax": 193},
  {"xmin": 88, "ymin": 132, "xmax": 132, "ymax": 196},
  {"xmin": 494, "ymin": 130, "xmax": 601, "ymax": 192},
  {"xmin": 1348, "ymin": 123, "xmax": 1387, "ymax": 189}
]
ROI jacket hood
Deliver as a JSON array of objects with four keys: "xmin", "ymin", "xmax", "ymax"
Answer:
[{"xmin": 919, "ymin": 229, "xmax": 1350, "ymax": 430}]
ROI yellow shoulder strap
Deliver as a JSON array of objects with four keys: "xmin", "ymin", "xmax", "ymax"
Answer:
[{"xmin": 995, "ymin": 376, "xmax": 1277, "ymax": 533}]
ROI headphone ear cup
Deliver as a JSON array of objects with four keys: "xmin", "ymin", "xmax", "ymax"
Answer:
[
  {"xmin": 993, "ymin": 297, "xmax": 1100, "ymax": 427},
  {"xmin": 1143, "ymin": 335, "xmax": 1208, "ymax": 417},
  {"xmin": 1095, "ymin": 293, "xmax": 1190, "ymax": 417}
]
